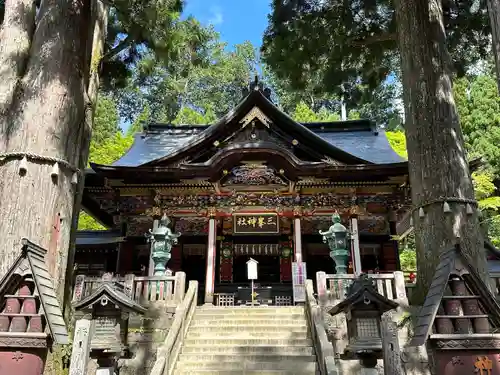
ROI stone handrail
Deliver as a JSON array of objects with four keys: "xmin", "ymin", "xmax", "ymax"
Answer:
[
  {"xmin": 150, "ymin": 280, "xmax": 198, "ymax": 375},
  {"xmin": 72, "ymin": 273, "xmax": 186, "ymax": 304},
  {"xmin": 316, "ymin": 271, "xmax": 408, "ymax": 304},
  {"xmin": 305, "ymin": 279, "xmax": 338, "ymax": 375}
]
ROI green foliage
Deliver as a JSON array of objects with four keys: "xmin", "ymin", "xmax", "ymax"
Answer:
[
  {"xmin": 399, "ymin": 233, "xmax": 416, "ymax": 271},
  {"xmin": 262, "ymin": 0, "xmax": 490, "ymax": 101},
  {"xmin": 101, "ymin": 2, "xmax": 213, "ymax": 90},
  {"xmin": 78, "ymin": 96, "xmax": 134, "ymax": 230},
  {"xmin": 121, "ymin": 36, "xmax": 259, "ymax": 123},
  {"xmin": 455, "ymin": 74, "xmax": 500, "ymax": 175},
  {"xmin": 172, "ymin": 106, "xmax": 209, "ymax": 125},
  {"xmin": 292, "ymin": 101, "xmax": 320, "ymax": 122},
  {"xmin": 386, "ymin": 131, "xmax": 408, "ymax": 159},
  {"xmin": 128, "ymin": 105, "xmax": 151, "ymax": 135}
]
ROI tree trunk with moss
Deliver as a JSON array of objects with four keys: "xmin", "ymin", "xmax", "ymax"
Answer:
[
  {"xmin": 393, "ymin": 0, "xmax": 490, "ymax": 304},
  {"xmin": 0, "ymin": 0, "xmax": 106, "ymax": 302}
]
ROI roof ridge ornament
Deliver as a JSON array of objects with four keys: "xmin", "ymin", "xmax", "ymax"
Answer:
[
  {"xmin": 241, "ymin": 75, "xmax": 273, "ymax": 101},
  {"xmin": 240, "ymin": 106, "xmax": 272, "ymax": 128}
]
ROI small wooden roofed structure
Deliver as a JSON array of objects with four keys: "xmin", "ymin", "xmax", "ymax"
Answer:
[
  {"xmin": 73, "ymin": 282, "xmax": 146, "ymax": 315},
  {"xmin": 410, "ymin": 243, "xmax": 500, "ymax": 349},
  {"xmin": 0, "ymin": 238, "xmax": 69, "ymax": 346}
]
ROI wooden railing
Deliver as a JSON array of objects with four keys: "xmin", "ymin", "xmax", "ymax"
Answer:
[
  {"xmin": 305, "ymin": 279, "xmax": 338, "ymax": 375},
  {"xmin": 72, "ymin": 273, "xmax": 186, "ymax": 305},
  {"xmin": 150, "ymin": 280, "xmax": 198, "ymax": 375},
  {"xmin": 316, "ymin": 271, "xmax": 408, "ymax": 303}
]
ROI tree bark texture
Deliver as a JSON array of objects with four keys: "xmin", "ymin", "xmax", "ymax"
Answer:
[
  {"xmin": 487, "ymin": 0, "xmax": 500, "ymax": 94},
  {"xmin": 0, "ymin": 0, "xmax": 103, "ymax": 301},
  {"xmin": 393, "ymin": 0, "xmax": 489, "ymax": 303}
]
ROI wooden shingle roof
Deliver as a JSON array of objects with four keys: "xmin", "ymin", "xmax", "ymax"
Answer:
[
  {"xmin": 410, "ymin": 244, "xmax": 500, "ymax": 347},
  {"xmin": 0, "ymin": 239, "xmax": 69, "ymax": 345}
]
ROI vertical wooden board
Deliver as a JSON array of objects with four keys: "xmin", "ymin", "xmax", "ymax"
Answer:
[
  {"xmin": 381, "ymin": 317, "xmax": 403, "ymax": 375},
  {"xmin": 69, "ymin": 319, "xmax": 91, "ymax": 375}
]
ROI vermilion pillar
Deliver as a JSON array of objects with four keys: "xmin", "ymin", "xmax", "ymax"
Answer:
[{"xmin": 293, "ymin": 207, "xmax": 303, "ymax": 263}]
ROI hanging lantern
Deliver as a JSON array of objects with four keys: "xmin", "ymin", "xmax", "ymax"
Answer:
[
  {"xmin": 443, "ymin": 201, "xmax": 451, "ymax": 213},
  {"xmin": 18, "ymin": 156, "xmax": 28, "ymax": 175},
  {"xmin": 50, "ymin": 162, "xmax": 60, "ymax": 179}
]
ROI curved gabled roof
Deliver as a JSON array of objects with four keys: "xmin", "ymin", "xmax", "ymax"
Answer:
[{"xmin": 111, "ymin": 90, "xmax": 405, "ymax": 168}]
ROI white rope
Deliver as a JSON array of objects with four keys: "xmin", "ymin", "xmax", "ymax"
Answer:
[{"xmin": 0, "ymin": 151, "xmax": 80, "ymax": 173}]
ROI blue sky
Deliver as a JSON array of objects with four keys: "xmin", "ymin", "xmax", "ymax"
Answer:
[{"xmin": 184, "ymin": 0, "xmax": 271, "ymax": 49}]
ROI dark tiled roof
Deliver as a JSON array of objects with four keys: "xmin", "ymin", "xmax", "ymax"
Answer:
[
  {"xmin": 113, "ymin": 127, "xmax": 206, "ymax": 167},
  {"xmin": 113, "ymin": 123, "xmax": 404, "ymax": 167},
  {"xmin": 73, "ymin": 283, "xmax": 146, "ymax": 314},
  {"xmin": 76, "ymin": 230, "xmax": 124, "ymax": 246}
]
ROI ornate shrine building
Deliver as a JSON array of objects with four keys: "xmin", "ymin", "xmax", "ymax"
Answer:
[{"xmin": 76, "ymin": 82, "xmax": 411, "ymax": 304}]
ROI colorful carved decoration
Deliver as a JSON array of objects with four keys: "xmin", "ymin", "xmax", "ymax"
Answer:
[
  {"xmin": 121, "ymin": 192, "xmax": 408, "ymax": 214},
  {"xmin": 223, "ymin": 163, "xmax": 287, "ymax": 186},
  {"xmin": 174, "ymin": 218, "xmax": 209, "ymax": 235},
  {"xmin": 219, "ymin": 242, "xmax": 233, "ymax": 282},
  {"xmin": 233, "ymin": 244, "xmax": 280, "ymax": 256}
]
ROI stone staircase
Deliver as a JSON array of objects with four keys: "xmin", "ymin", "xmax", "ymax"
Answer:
[{"xmin": 174, "ymin": 305, "xmax": 318, "ymax": 375}]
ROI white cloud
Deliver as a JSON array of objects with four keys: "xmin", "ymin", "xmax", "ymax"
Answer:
[{"xmin": 208, "ymin": 5, "xmax": 224, "ymax": 25}]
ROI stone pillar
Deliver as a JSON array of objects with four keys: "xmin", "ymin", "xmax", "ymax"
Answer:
[
  {"xmin": 204, "ymin": 210, "xmax": 217, "ymax": 304},
  {"xmin": 293, "ymin": 211, "xmax": 303, "ymax": 263},
  {"xmin": 350, "ymin": 216, "xmax": 362, "ymax": 275},
  {"xmin": 68, "ymin": 319, "xmax": 91, "ymax": 375}
]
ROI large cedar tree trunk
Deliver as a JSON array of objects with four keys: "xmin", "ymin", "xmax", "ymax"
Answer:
[
  {"xmin": 393, "ymin": 0, "xmax": 490, "ymax": 303},
  {"xmin": 0, "ymin": 0, "xmax": 105, "ymax": 301},
  {"xmin": 487, "ymin": 0, "xmax": 500, "ymax": 94}
]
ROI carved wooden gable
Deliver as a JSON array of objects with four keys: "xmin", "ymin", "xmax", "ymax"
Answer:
[
  {"xmin": 222, "ymin": 162, "xmax": 287, "ymax": 187},
  {"xmin": 0, "ymin": 239, "xmax": 69, "ymax": 346},
  {"xmin": 410, "ymin": 244, "xmax": 500, "ymax": 348}
]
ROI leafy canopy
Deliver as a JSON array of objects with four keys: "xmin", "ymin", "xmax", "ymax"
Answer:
[{"xmin": 262, "ymin": 0, "xmax": 490, "ymax": 101}]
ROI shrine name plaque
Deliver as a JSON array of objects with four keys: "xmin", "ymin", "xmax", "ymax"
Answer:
[{"xmin": 233, "ymin": 213, "xmax": 279, "ymax": 234}]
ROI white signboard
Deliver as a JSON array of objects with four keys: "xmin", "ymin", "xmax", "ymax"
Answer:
[
  {"xmin": 247, "ymin": 258, "xmax": 258, "ymax": 280},
  {"xmin": 292, "ymin": 262, "xmax": 307, "ymax": 303}
]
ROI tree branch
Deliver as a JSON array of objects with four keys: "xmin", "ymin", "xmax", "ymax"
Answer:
[
  {"xmin": 102, "ymin": 34, "xmax": 133, "ymax": 61},
  {"xmin": 350, "ymin": 32, "xmax": 397, "ymax": 47}
]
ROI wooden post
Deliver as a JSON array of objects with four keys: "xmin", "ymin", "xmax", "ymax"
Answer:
[
  {"xmin": 350, "ymin": 217, "xmax": 362, "ymax": 275},
  {"xmin": 68, "ymin": 319, "xmax": 91, "ymax": 375},
  {"xmin": 381, "ymin": 315, "xmax": 403, "ymax": 375},
  {"xmin": 174, "ymin": 271, "xmax": 186, "ymax": 303},
  {"xmin": 294, "ymin": 216, "xmax": 303, "ymax": 263},
  {"xmin": 124, "ymin": 273, "xmax": 135, "ymax": 299},
  {"xmin": 204, "ymin": 216, "xmax": 217, "ymax": 304},
  {"xmin": 393, "ymin": 271, "xmax": 408, "ymax": 304}
]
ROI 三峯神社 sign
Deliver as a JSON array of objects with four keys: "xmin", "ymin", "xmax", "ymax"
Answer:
[{"xmin": 233, "ymin": 213, "xmax": 279, "ymax": 234}]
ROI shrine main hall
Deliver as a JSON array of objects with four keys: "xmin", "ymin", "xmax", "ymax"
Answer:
[{"xmin": 76, "ymin": 82, "xmax": 412, "ymax": 304}]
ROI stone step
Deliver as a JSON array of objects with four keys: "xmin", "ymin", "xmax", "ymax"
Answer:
[
  {"xmin": 191, "ymin": 318, "xmax": 307, "ymax": 325},
  {"xmin": 181, "ymin": 345, "xmax": 314, "ymax": 355},
  {"xmin": 187, "ymin": 330, "xmax": 310, "ymax": 339},
  {"xmin": 174, "ymin": 370, "xmax": 316, "ymax": 375},
  {"xmin": 175, "ymin": 361, "xmax": 317, "ymax": 371},
  {"xmin": 195, "ymin": 311, "xmax": 305, "ymax": 318},
  {"xmin": 184, "ymin": 338, "xmax": 313, "ymax": 346},
  {"xmin": 177, "ymin": 354, "xmax": 317, "ymax": 363},
  {"xmin": 196, "ymin": 307, "xmax": 304, "ymax": 315},
  {"xmin": 188, "ymin": 324, "xmax": 308, "ymax": 334}
]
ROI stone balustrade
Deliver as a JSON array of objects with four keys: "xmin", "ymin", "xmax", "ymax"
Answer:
[{"xmin": 72, "ymin": 273, "xmax": 186, "ymax": 305}]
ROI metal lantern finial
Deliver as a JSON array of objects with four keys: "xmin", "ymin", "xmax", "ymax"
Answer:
[{"xmin": 18, "ymin": 155, "xmax": 28, "ymax": 175}]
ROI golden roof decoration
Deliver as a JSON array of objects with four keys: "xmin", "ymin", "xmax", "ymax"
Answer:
[{"xmin": 240, "ymin": 106, "xmax": 272, "ymax": 128}]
